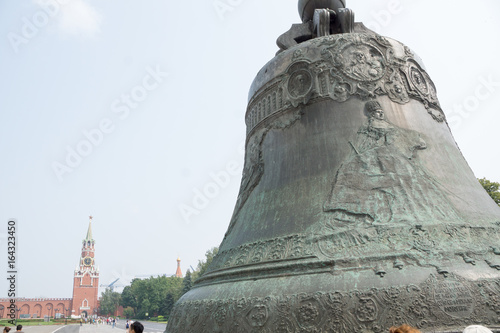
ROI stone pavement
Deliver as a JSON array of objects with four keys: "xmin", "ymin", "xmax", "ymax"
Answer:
[
  {"xmin": 10, "ymin": 321, "xmax": 165, "ymax": 333},
  {"xmin": 79, "ymin": 323, "xmax": 126, "ymax": 333},
  {"xmin": 15, "ymin": 323, "xmax": 126, "ymax": 333},
  {"xmin": 78, "ymin": 322, "xmax": 165, "ymax": 333},
  {"xmin": 13, "ymin": 325, "xmax": 73, "ymax": 333}
]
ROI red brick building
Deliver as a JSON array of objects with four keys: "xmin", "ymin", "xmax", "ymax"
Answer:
[{"xmin": 0, "ymin": 217, "xmax": 100, "ymax": 319}]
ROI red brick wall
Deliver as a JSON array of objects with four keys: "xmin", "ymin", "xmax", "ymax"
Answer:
[{"xmin": 0, "ymin": 298, "xmax": 72, "ymax": 319}]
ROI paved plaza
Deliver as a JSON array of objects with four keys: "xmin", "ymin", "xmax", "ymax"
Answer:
[{"xmin": 12, "ymin": 321, "xmax": 166, "ymax": 333}]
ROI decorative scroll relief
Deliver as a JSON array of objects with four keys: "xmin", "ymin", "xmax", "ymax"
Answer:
[
  {"xmin": 211, "ymin": 224, "xmax": 500, "ymax": 276},
  {"xmin": 166, "ymin": 274, "xmax": 499, "ymax": 333},
  {"xmin": 246, "ymin": 81, "xmax": 288, "ymax": 135},
  {"xmin": 207, "ymin": 234, "xmax": 314, "ymax": 273},
  {"xmin": 315, "ymin": 223, "xmax": 500, "ymax": 266},
  {"xmin": 245, "ymin": 34, "xmax": 445, "ymax": 136}
]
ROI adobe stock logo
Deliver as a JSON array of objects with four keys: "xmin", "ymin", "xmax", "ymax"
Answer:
[
  {"xmin": 446, "ymin": 75, "xmax": 500, "ymax": 129},
  {"xmin": 178, "ymin": 142, "xmax": 245, "ymax": 224},
  {"xmin": 7, "ymin": 0, "xmax": 68, "ymax": 54},
  {"xmin": 213, "ymin": 0, "xmax": 246, "ymax": 21},
  {"xmin": 364, "ymin": 0, "xmax": 403, "ymax": 33},
  {"xmin": 52, "ymin": 65, "xmax": 168, "ymax": 182}
]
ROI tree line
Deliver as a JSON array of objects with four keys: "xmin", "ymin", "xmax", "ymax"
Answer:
[
  {"xmin": 479, "ymin": 178, "xmax": 500, "ymax": 206},
  {"xmin": 98, "ymin": 247, "xmax": 218, "ymax": 320}
]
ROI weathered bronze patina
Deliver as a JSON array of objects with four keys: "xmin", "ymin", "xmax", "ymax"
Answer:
[{"xmin": 166, "ymin": 1, "xmax": 500, "ymax": 332}]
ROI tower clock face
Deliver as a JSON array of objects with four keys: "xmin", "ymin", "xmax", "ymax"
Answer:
[{"xmin": 84, "ymin": 257, "xmax": 92, "ymax": 266}]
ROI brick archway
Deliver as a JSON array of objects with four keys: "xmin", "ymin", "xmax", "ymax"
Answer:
[
  {"xmin": 34, "ymin": 304, "xmax": 42, "ymax": 318},
  {"xmin": 20, "ymin": 304, "xmax": 30, "ymax": 318},
  {"xmin": 56, "ymin": 303, "xmax": 65, "ymax": 317},
  {"xmin": 46, "ymin": 303, "xmax": 54, "ymax": 317}
]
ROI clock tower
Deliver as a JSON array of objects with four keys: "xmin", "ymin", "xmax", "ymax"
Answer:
[{"xmin": 71, "ymin": 216, "xmax": 99, "ymax": 318}]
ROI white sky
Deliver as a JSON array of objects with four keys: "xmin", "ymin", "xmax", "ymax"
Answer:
[{"xmin": 1, "ymin": 0, "xmax": 500, "ymax": 298}]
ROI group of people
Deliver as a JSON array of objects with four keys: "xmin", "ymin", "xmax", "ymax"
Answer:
[
  {"xmin": 107, "ymin": 317, "xmax": 117, "ymax": 327},
  {"xmin": 79, "ymin": 316, "xmax": 118, "ymax": 326},
  {"xmin": 1, "ymin": 321, "xmax": 141, "ymax": 333},
  {"xmin": 2, "ymin": 325, "xmax": 23, "ymax": 333},
  {"xmin": 390, "ymin": 324, "xmax": 495, "ymax": 333}
]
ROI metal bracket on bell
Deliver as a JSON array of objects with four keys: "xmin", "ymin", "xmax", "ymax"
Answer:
[
  {"xmin": 313, "ymin": 7, "xmax": 354, "ymax": 37},
  {"xmin": 337, "ymin": 8, "xmax": 354, "ymax": 33},
  {"xmin": 313, "ymin": 9, "xmax": 333, "ymax": 37}
]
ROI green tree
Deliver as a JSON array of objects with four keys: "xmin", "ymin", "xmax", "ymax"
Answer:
[
  {"xmin": 99, "ymin": 288, "xmax": 122, "ymax": 316},
  {"xmin": 122, "ymin": 306, "xmax": 135, "ymax": 319},
  {"xmin": 121, "ymin": 285, "xmax": 137, "ymax": 308},
  {"xmin": 479, "ymin": 178, "xmax": 500, "ymax": 206},
  {"xmin": 120, "ymin": 276, "xmax": 183, "ymax": 319},
  {"xmin": 160, "ymin": 293, "xmax": 175, "ymax": 319},
  {"xmin": 181, "ymin": 270, "xmax": 193, "ymax": 296},
  {"xmin": 192, "ymin": 247, "xmax": 219, "ymax": 281},
  {"xmin": 139, "ymin": 298, "xmax": 151, "ymax": 318},
  {"xmin": 116, "ymin": 248, "xmax": 218, "ymax": 319}
]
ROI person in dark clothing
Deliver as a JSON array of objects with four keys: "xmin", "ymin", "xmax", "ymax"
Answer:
[{"xmin": 130, "ymin": 321, "xmax": 144, "ymax": 333}]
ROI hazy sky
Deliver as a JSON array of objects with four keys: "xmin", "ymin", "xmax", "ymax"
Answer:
[{"xmin": 1, "ymin": 0, "xmax": 500, "ymax": 298}]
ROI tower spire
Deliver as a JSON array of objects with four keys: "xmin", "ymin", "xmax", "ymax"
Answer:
[
  {"xmin": 86, "ymin": 215, "xmax": 93, "ymax": 241},
  {"xmin": 175, "ymin": 257, "xmax": 182, "ymax": 278}
]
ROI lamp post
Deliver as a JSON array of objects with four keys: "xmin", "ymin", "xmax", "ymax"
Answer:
[
  {"xmin": 47, "ymin": 306, "xmax": 52, "ymax": 322},
  {"xmin": 15, "ymin": 307, "xmax": 20, "ymax": 326},
  {"xmin": 65, "ymin": 307, "xmax": 70, "ymax": 324}
]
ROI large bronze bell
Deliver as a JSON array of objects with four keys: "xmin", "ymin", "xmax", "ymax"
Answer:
[{"xmin": 166, "ymin": 1, "xmax": 500, "ymax": 332}]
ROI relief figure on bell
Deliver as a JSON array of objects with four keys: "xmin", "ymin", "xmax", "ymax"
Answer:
[
  {"xmin": 288, "ymin": 69, "xmax": 313, "ymax": 98},
  {"xmin": 323, "ymin": 100, "xmax": 460, "ymax": 225},
  {"xmin": 342, "ymin": 45, "xmax": 385, "ymax": 82}
]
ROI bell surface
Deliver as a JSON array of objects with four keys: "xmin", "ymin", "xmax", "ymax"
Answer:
[{"xmin": 166, "ymin": 2, "xmax": 500, "ymax": 332}]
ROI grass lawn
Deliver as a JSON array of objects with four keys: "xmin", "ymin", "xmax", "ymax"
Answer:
[{"xmin": 0, "ymin": 319, "xmax": 80, "ymax": 326}]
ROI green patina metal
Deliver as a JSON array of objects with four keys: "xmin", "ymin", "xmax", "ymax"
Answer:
[{"xmin": 166, "ymin": 1, "xmax": 500, "ymax": 332}]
